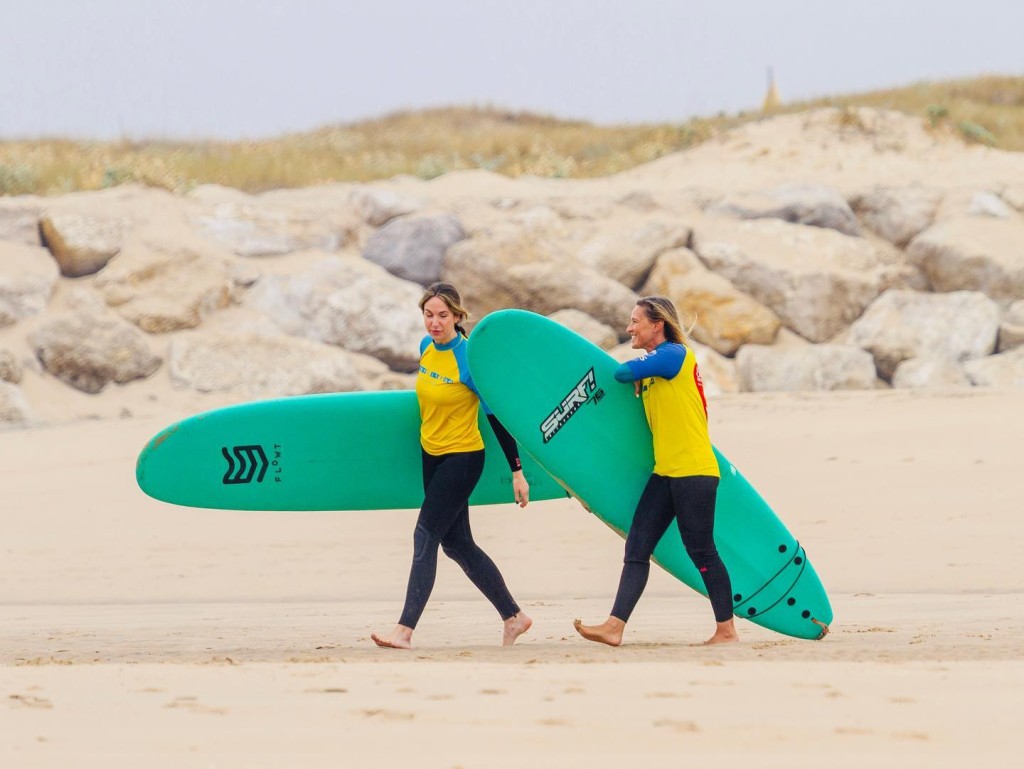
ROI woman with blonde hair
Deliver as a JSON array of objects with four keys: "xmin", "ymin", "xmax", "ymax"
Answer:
[{"xmin": 574, "ymin": 296, "xmax": 738, "ymax": 646}]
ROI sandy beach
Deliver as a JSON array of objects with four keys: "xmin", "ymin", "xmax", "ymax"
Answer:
[{"xmin": 3, "ymin": 386, "xmax": 1022, "ymax": 767}]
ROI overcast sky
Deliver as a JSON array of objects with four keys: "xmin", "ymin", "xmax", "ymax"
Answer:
[{"xmin": 2, "ymin": 0, "xmax": 1021, "ymax": 140}]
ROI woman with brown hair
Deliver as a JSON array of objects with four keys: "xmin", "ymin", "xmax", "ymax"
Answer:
[{"xmin": 371, "ymin": 282, "xmax": 532, "ymax": 649}]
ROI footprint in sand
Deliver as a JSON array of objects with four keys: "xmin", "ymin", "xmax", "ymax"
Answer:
[
  {"xmin": 16, "ymin": 657, "xmax": 73, "ymax": 666},
  {"xmin": 653, "ymin": 719, "xmax": 699, "ymax": 732},
  {"xmin": 164, "ymin": 696, "xmax": 228, "ymax": 716},
  {"xmin": 358, "ymin": 708, "xmax": 415, "ymax": 720},
  {"xmin": 834, "ymin": 727, "xmax": 873, "ymax": 736},
  {"xmin": 9, "ymin": 694, "xmax": 53, "ymax": 709},
  {"xmin": 538, "ymin": 718, "xmax": 571, "ymax": 727}
]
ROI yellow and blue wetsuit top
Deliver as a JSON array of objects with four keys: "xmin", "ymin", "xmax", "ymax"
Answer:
[
  {"xmin": 615, "ymin": 341, "xmax": 719, "ymax": 478},
  {"xmin": 416, "ymin": 333, "xmax": 490, "ymax": 456}
]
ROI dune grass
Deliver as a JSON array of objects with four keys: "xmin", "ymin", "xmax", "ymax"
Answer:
[{"xmin": 1, "ymin": 75, "xmax": 1021, "ymax": 196}]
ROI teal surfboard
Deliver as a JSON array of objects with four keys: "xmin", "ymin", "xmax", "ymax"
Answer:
[
  {"xmin": 468, "ymin": 310, "xmax": 833, "ymax": 640},
  {"xmin": 136, "ymin": 391, "xmax": 567, "ymax": 511}
]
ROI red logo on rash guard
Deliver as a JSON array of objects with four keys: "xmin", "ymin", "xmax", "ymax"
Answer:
[{"xmin": 693, "ymin": 363, "xmax": 709, "ymax": 418}]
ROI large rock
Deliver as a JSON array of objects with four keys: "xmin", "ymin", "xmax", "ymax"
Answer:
[
  {"xmin": 94, "ymin": 232, "xmax": 236, "ymax": 333},
  {"xmin": 503, "ymin": 261, "xmax": 638, "ymax": 331},
  {"xmin": 504, "ymin": 204, "xmax": 565, "ymax": 232},
  {"xmin": 247, "ymin": 253, "xmax": 425, "ymax": 371},
  {"xmin": 736, "ymin": 344, "xmax": 878, "ymax": 392},
  {"xmin": 0, "ymin": 381, "xmax": 32, "ymax": 425},
  {"xmin": 30, "ymin": 309, "xmax": 163, "ymax": 393},
  {"xmin": 39, "ymin": 212, "xmax": 130, "ymax": 277},
  {"xmin": 0, "ymin": 198, "xmax": 43, "ymax": 245},
  {"xmin": 547, "ymin": 309, "xmax": 618, "ymax": 350},
  {"xmin": 442, "ymin": 221, "xmax": 569, "ymax": 320},
  {"xmin": 968, "ymin": 191, "xmax": 1013, "ymax": 219},
  {"xmin": 0, "ymin": 242, "xmax": 60, "ymax": 327},
  {"xmin": 710, "ymin": 183, "xmax": 861, "ymax": 237},
  {"xmin": 349, "ymin": 185, "xmax": 423, "ymax": 226},
  {"xmin": 168, "ymin": 331, "xmax": 366, "ymax": 396},
  {"xmin": 640, "ymin": 248, "xmax": 780, "ymax": 356},
  {"xmin": 362, "ymin": 213, "xmax": 465, "ymax": 286},
  {"xmin": 907, "ymin": 217, "xmax": 1024, "ymax": 305},
  {"xmin": 998, "ymin": 300, "xmax": 1024, "ymax": 353},
  {"xmin": 443, "ymin": 220, "xmax": 639, "ymax": 330},
  {"xmin": 693, "ymin": 218, "xmax": 915, "ymax": 343},
  {"xmin": 963, "ymin": 346, "xmax": 1024, "ymax": 387},
  {"xmin": 891, "ymin": 357, "xmax": 971, "ymax": 389},
  {"xmin": 0, "ymin": 347, "xmax": 22, "ymax": 383},
  {"xmin": 1004, "ymin": 186, "xmax": 1024, "ymax": 213},
  {"xmin": 846, "ymin": 289, "xmax": 1000, "ymax": 381},
  {"xmin": 576, "ymin": 220, "xmax": 691, "ymax": 288},
  {"xmin": 192, "ymin": 186, "xmax": 358, "ymax": 257},
  {"xmin": 849, "ymin": 185, "xmax": 942, "ymax": 247}
]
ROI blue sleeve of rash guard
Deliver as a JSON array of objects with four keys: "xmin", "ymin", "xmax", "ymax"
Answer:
[{"xmin": 613, "ymin": 344, "xmax": 686, "ymax": 382}]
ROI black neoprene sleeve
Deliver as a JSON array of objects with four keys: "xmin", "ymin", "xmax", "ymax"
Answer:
[{"xmin": 486, "ymin": 413, "xmax": 522, "ymax": 472}]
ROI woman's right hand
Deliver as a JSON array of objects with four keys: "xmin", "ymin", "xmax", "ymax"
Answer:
[{"xmin": 511, "ymin": 470, "xmax": 530, "ymax": 508}]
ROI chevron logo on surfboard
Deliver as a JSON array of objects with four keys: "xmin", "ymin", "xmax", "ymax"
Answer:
[{"xmin": 221, "ymin": 445, "xmax": 269, "ymax": 485}]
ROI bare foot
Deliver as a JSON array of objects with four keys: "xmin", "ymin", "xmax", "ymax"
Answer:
[
  {"xmin": 371, "ymin": 625, "xmax": 413, "ymax": 650},
  {"xmin": 700, "ymin": 618, "xmax": 739, "ymax": 646},
  {"xmin": 573, "ymin": 617, "xmax": 625, "ymax": 646},
  {"xmin": 502, "ymin": 612, "xmax": 532, "ymax": 647}
]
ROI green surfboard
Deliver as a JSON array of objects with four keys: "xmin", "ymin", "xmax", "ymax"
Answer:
[
  {"xmin": 136, "ymin": 391, "xmax": 567, "ymax": 511},
  {"xmin": 467, "ymin": 310, "xmax": 833, "ymax": 640}
]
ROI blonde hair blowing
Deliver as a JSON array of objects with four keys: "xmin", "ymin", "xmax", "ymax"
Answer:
[
  {"xmin": 636, "ymin": 295, "xmax": 690, "ymax": 345},
  {"xmin": 419, "ymin": 282, "xmax": 470, "ymax": 337}
]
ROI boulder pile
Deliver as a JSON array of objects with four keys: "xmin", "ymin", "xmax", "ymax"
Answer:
[{"xmin": 2, "ymin": 108, "xmax": 1023, "ymax": 426}]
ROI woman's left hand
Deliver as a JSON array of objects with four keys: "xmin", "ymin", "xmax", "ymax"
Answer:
[{"xmin": 512, "ymin": 470, "xmax": 530, "ymax": 508}]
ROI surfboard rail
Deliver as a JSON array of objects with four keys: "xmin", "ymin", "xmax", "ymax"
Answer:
[{"xmin": 136, "ymin": 390, "xmax": 567, "ymax": 511}]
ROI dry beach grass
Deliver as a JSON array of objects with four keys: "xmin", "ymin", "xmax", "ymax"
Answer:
[{"xmin": 1, "ymin": 75, "xmax": 1022, "ymax": 195}]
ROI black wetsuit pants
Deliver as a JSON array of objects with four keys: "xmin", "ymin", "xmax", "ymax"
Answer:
[
  {"xmin": 611, "ymin": 474, "xmax": 734, "ymax": 624},
  {"xmin": 398, "ymin": 449, "xmax": 520, "ymax": 629}
]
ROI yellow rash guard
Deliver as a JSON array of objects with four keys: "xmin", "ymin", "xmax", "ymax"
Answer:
[
  {"xmin": 615, "ymin": 341, "xmax": 719, "ymax": 478},
  {"xmin": 416, "ymin": 334, "xmax": 488, "ymax": 456}
]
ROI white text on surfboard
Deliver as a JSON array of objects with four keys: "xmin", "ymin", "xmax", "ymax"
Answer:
[{"xmin": 540, "ymin": 368, "xmax": 604, "ymax": 443}]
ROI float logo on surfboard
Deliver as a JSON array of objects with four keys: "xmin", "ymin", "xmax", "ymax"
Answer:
[
  {"xmin": 221, "ymin": 445, "xmax": 269, "ymax": 484},
  {"xmin": 540, "ymin": 367, "xmax": 604, "ymax": 443}
]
